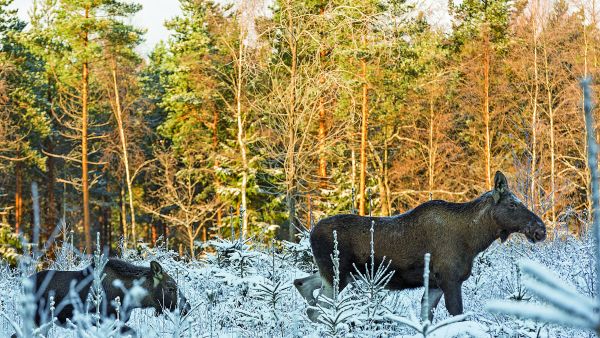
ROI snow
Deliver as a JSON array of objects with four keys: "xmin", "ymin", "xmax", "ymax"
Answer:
[{"xmin": 0, "ymin": 233, "xmax": 598, "ymax": 337}]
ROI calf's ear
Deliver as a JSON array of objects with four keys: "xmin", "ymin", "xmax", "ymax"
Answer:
[{"xmin": 151, "ymin": 261, "xmax": 164, "ymax": 287}]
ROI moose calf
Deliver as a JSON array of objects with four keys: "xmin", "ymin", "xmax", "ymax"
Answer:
[{"xmin": 12, "ymin": 259, "xmax": 190, "ymax": 337}]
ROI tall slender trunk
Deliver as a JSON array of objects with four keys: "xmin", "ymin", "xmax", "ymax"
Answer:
[
  {"xmin": 543, "ymin": 38, "xmax": 556, "ymax": 225},
  {"xmin": 428, "ymin": 95, "xmax": 436, "ymax": 201},
  {"xmin": 287, "ymin": 4, "xmax": 297, "ymax": 240},
  {"xmin": 15, "ymin": 162, "xmax": 22, "ymax": 234},
  {"xmin": 359, "ymin": 54, "xmax": 369, "ymax": 216},
  {"xmin": 212, "ymin": 107, "xmax": 221, "ymax": 235},
  {"xmin": 583, "ymin": 18, "xmax": 592, "ymax": 221},
  {"xmin": 318, "ymin": 6, "xmax": 328, "ymax": 189},
  {"xmin": 236, "ymin": 31, "xmax": 249, "ymax": 236},
  {"xmin": 187, "ymin": 226, "xmax": 195, "ymax": 260},
  {"xmin": 530, "ymin": 5, "xmax": 539, "ymax": 212},
  {"xmin": 377, "ymin": 124, "xmax": 390, "ymax": 216},
  {"xmin": 307, "ymin": 194, "xmax": 312, "ymax": 229},
  {"xmin": 483, "ymin": 25, "xmax": 492, "ymax": 191},
  {"xmin": 106, "ymin": 206, "xmax": 112, "ymax": 251},
  {"xmin": 45, "ymin": 79, "xmax": 57, "ymax": 243},
  {"xmin": 151, "ymin": 223, "xmax": 158, "ymax": 245},
  {"xmin": 120, "ymin": 185, "xmax": 127, "ymax": 245},
  {"xmin": 110, "ymin": 59, "xmax": 136, "ymax": 244},
  {"xmin": 81, "ymin": 5, "xmax": 92, "ymax": 253},
  {"xmin": 318, "ymin": 98, "xmax": 327, "ymax": 187},
  {"xmin": 351, "ymin": 145, "xmax": 357, "ymax": 213}
]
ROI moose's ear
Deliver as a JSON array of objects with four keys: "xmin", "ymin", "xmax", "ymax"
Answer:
[
  {"xmin": 151, "ymin": 261, "xmax": 164, "ymax": 287},
  {"xmin": 493, "ymin": 171, "xmax": 508, "ymax": 203}
]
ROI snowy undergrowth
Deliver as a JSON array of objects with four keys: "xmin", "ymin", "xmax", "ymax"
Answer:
[{"xmin": 0, "ymin": 233, "xmax": 596, "ymax": 337}]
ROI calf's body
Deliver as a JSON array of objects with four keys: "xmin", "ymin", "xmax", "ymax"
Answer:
[{"xmin": 12, "ymin": 259, "xmax": 190, "ymax": 337}]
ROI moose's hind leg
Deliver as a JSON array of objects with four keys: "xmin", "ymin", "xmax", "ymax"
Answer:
[
  {"xmin": 293, "ymin": 273, "xmax": 322, "ymax": 305},
  {"xmin": 421, "ymin": 287, "xmax": 443, "ymax": 321}
]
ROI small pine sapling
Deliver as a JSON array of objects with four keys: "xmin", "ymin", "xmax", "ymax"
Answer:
[
  {"xmin": 316, "ymin": 230, "xmax": 362, "ymax": 337},
  {"xmin": 351, "ymin": 220, "xmax": 394, "ymax": 323},
  {"xmin": 91, "ymin": 232, "xmax": 108, "ymax": 328},
  {"xmin": 254, "ymin": 241, "xmax": 291, "ymax": 321}
]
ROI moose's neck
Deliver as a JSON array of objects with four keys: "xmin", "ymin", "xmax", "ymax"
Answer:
[{"xmin": 463, "ymin": 192, "xmax": 504, "ymax": 256}]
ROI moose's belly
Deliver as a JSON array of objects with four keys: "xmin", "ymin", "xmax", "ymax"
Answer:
[{"xmin": 385, "ymin": 265, "xmax": 431, "ymax": 290}]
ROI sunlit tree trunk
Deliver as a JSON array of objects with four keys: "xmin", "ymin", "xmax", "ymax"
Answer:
[
  {"xmin": 318, "ymin": 97, "xmax": 327, "ymax": 187},
  {"xmin": 120, "ymin": 184, "xmax": 127, "ymax": 245},
  {"xmin": 110, "ymin": 59, "xmax": 136, "ymax": 245},
  {"xmin": 542, "ymin": 23, "xmax": 555, "ymax": 225},
  {"xmin": 359, "ymin": 51, "xmax": 369, "ymax": 216},
  {"xmin": 530, "ymin": 2, "xmax": 539, "ymax": 212},
  {"xmin": 287, "ymin": 1, "xmax": 298, "ymax": 240},
  {"xmin": 482, "ymin": 25, "xmax": 492, "ymax": 191},
  {"xmin": 15, "ymin": 161, "xmax": 22, "ymax": 234},
  {"xmin": 236, "ymin": 30, "xmax": 249, "ymax": 236},
  {"xmin": 213, "ymin": 108, "xmax": 221, "ymax": 234},
  {"xmin": 428, "ymin": 95, "xmax": 436, "ymax": 201},
  {"xmin": 81, "ymin": 5, "xmax": 92, "ymax": 253}
]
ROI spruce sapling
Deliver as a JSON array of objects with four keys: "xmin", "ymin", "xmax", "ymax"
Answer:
[
  {"xmin": 316, "ymin": 230, "xmax": 361, "ymax": 337},
  {"xmin": 351, "ymin": 220, "xmax": 394, "ymax": 322},
  {"xmin": 254, "ymin": 241, "xmax": 291, "ymax": 321}
]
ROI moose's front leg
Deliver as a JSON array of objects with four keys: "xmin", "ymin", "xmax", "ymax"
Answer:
[{"xmin": 440, "ymin": 279, "xmax": 463, "ymax": 315}]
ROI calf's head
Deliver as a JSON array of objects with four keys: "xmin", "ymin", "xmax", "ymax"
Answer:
[
  {"xmin": 490, "ymin": 171, "xmax": 547, "ymax": 243},
  {"xmin": 147, "ymin": 261, "xmax": 191, "ymax": 316}
]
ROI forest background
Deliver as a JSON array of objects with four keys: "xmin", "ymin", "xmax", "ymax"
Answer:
[{"xmin": 0, "ymin": 0, "xmax": 597, "ymax": 260}]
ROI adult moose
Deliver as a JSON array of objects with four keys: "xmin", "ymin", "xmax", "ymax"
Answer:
[
  {"xmin": 295, "ymin": 171, "xmax": 546, "ymax": 320},
  {"xmin": 11, "ymin": 259, "xmax": 190, "ymax": 337}
]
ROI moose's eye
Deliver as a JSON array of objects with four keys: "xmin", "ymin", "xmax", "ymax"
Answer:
[{"xmin": 509, "ymin": 202, "xmax": 517, "ymax": 209}]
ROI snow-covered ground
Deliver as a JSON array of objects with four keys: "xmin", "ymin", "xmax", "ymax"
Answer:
[{"xmin": 0, "ymin": 231, "xmax": 597, "ymax": 337}]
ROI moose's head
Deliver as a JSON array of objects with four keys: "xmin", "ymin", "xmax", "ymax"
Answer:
[
  {"xmin": 147, "ymin": 261, "xmax": 191, "ymax": 316},
  {"xmin": 490, "ymin": 171, "xmax": 547, "ymax": 243}
]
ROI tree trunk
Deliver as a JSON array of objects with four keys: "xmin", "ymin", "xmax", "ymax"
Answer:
[
  {"xmin": 286, "ymin": 1, "xmax": 298, "ymax": 240},
  {"xmin": 15, "ymin": 161, "xmax": 22, "ymax": 234},
  {"xmin": 530, "ymin": 2, "xmax": 539, "ymax": 213},
  {"xmin": 287, "ymin": 189, "xmax": 296, "ymax": 240},
  {"xmin": 120, "ymin": 184, "xmax": 127, "ymax": 246},
  {"xmin": 151, "ymin": 223, "xmax": 158, "ymax": 245},
  {"xmin": 483, "ymin": 25, "xmax": 492, "ymax": 191},
  {"xmin": 359, "ymin": 55, "xmax": 369, "ymax": 216},
  {"xmin": 81, "ymin": 5, "xmax": 92, "ymax": 253},
  {"xmin": 106, "ymin": 206, "xmax": 112, "ymax": 252},
  {"xmin": 188, "ymin": 227, "xmax": 195, "ymax": 260},
  {"xmin": 236, "ymin": 30, "xmax": 249, "ymax": 236},
  {"xmin": 318, "ymin": 5, "xmax": 328, "ymax": 190},
  {"xmin": 428, "ymin": 95, "xmax": 436, "ymax": 201},
  {"xmin": 318, "ymin": 97, "xmax": 327, "ymax": 187},
  {"xmin": 543, "ymin": 38, "xmax": 556, "ymax": 225},
  {"xmin": 111, "ymin": 59, "xmax": 136, "ymax": 245},
  {"xmin": 45, "ymin": 147, "xmax": 56, "ymax": 240},
  {"xmin": 212, "ymin": 105, "xmax": 221, "ymax": 235},
  {"xmin": 583, "ymin": 16, "xmax": 592, "ymax": 221}
]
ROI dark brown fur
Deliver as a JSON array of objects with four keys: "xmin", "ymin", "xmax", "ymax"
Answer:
[
  {"xmin": 305, "ymin": 171, "xmax": 546, "ymax": 318},
  {"xmin": 13, "ymin": 259, "xmax": 190, "ymax": 337}
]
